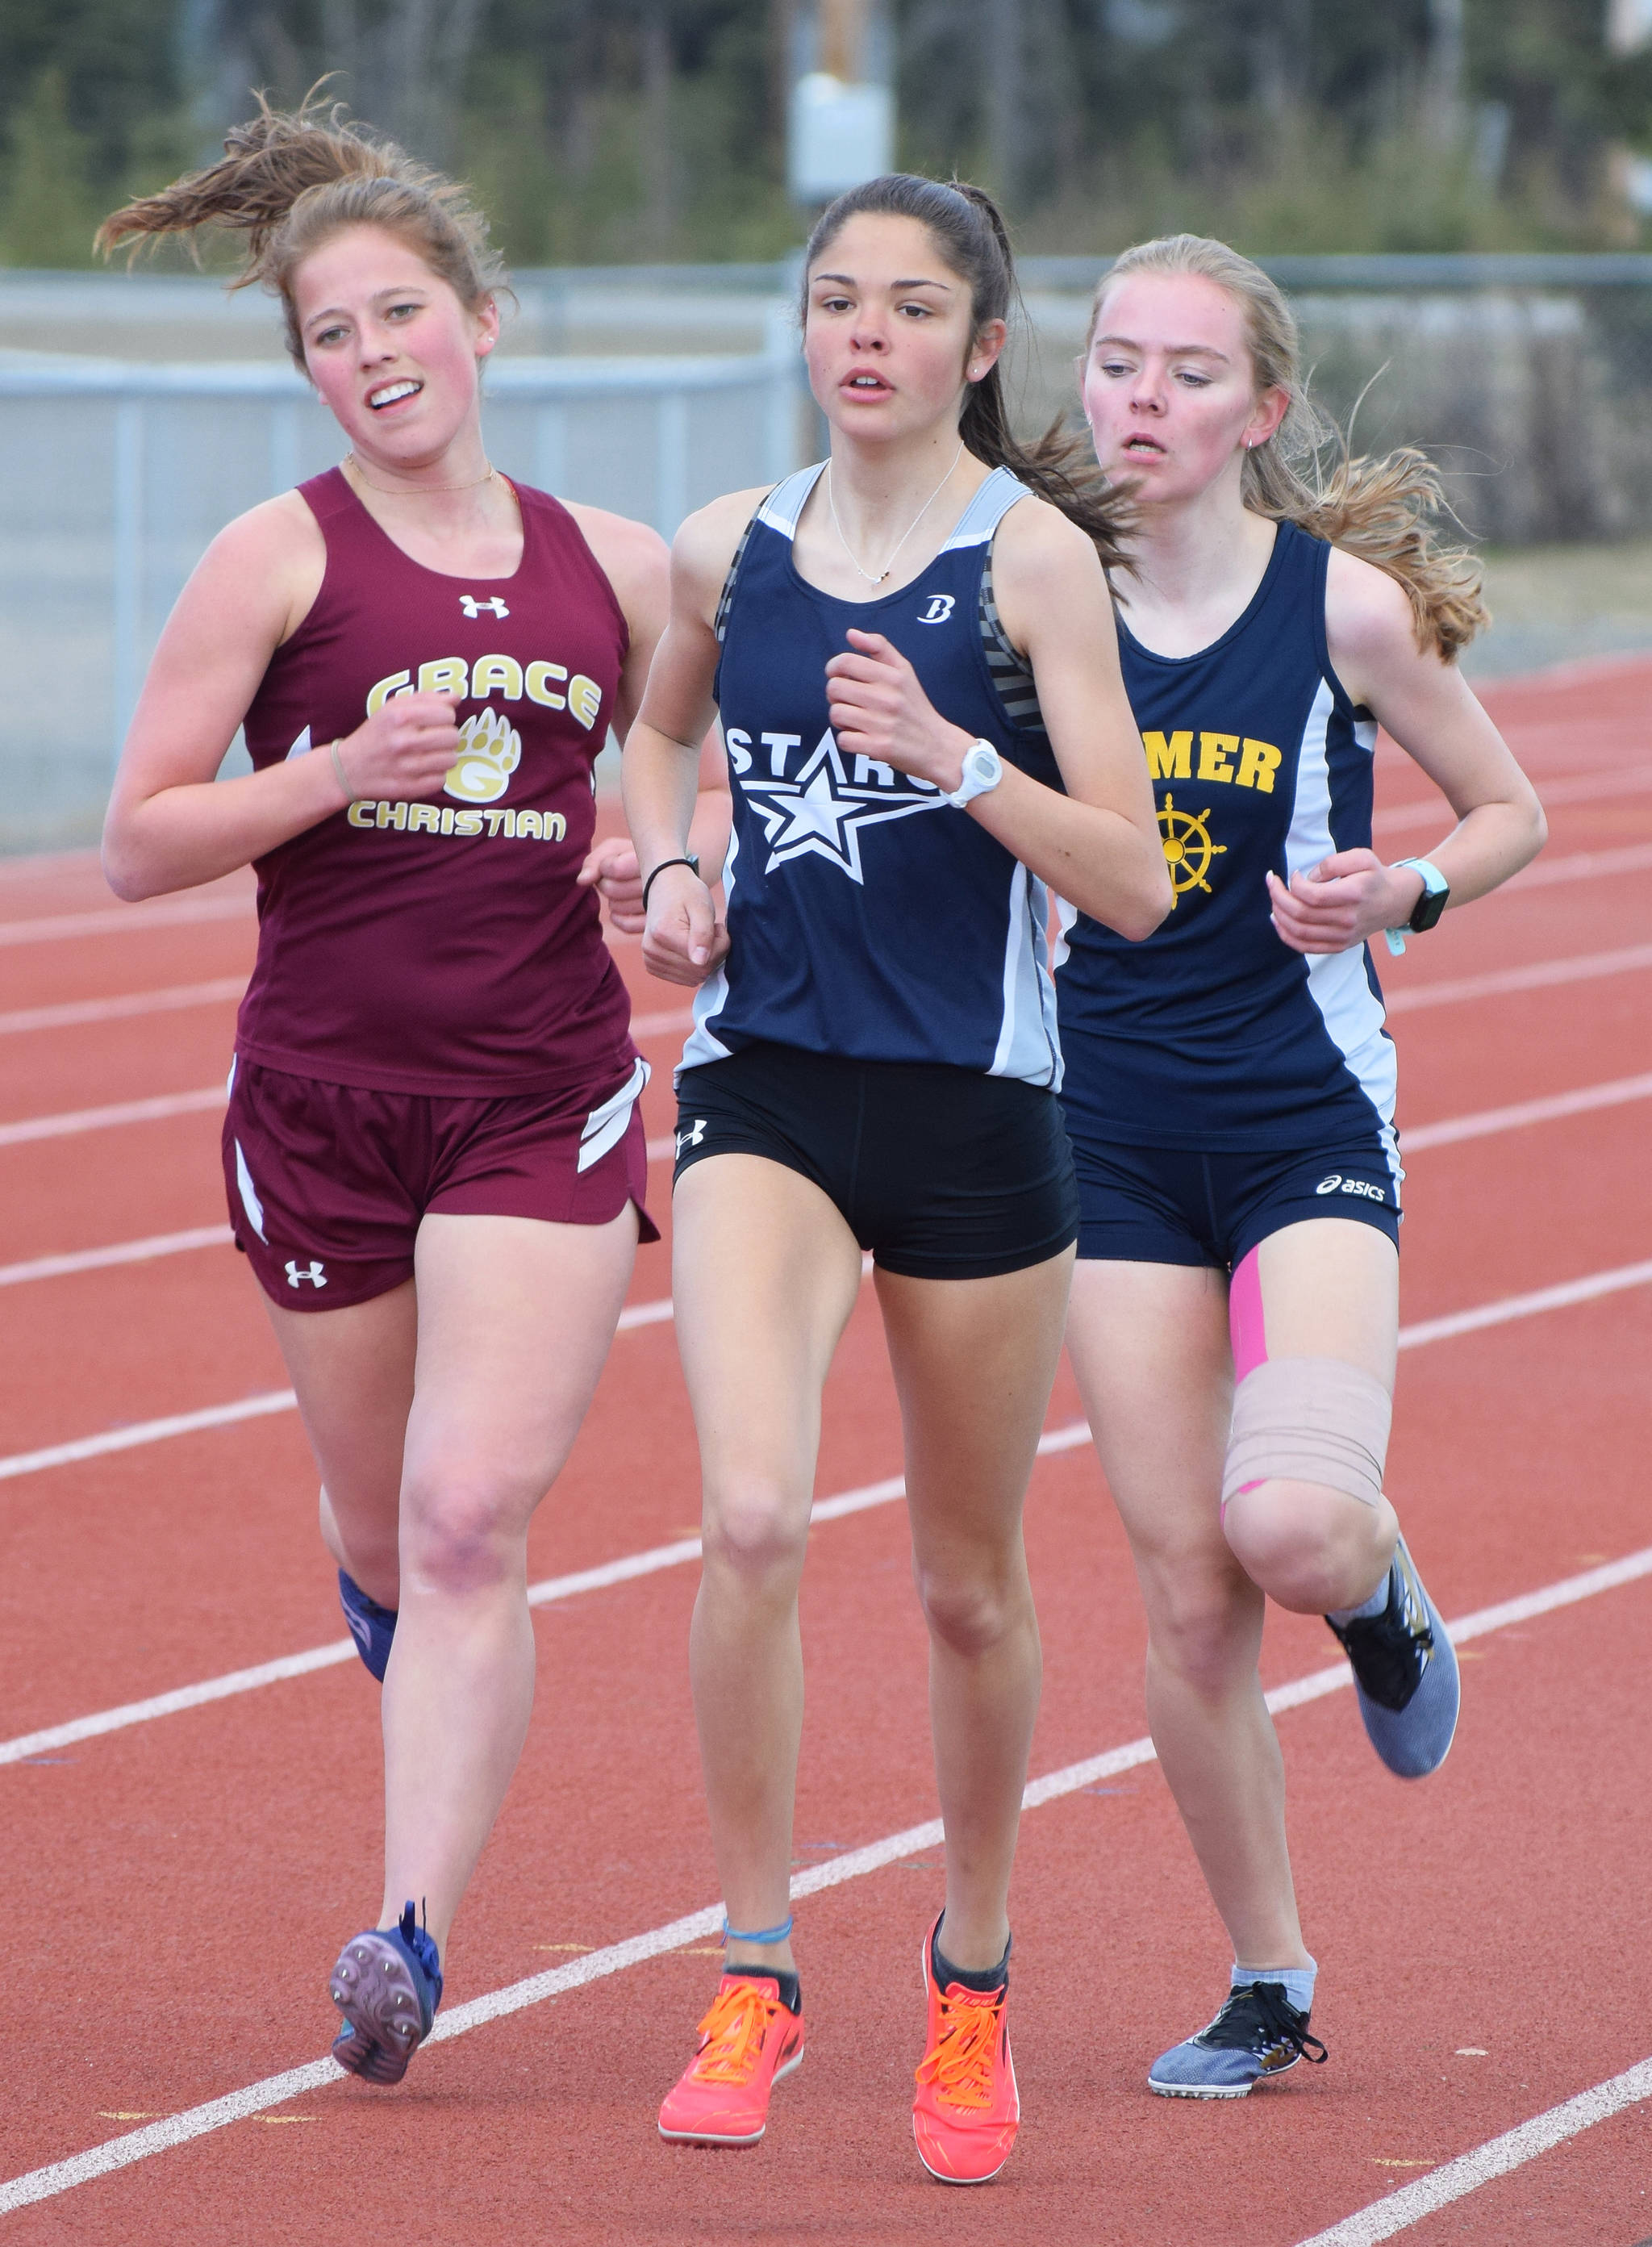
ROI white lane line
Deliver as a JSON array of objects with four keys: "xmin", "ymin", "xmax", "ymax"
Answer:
[
  {"xmin": 3, "ymin": 1258, "xmax": 1648, "ymax": 1765},
  {"xmin": 0, "ymin": 1226, "xmax": 234, "ymax": 1289},
  {"xmin": 0, "ymin": 978, "xmax": 247, "ymax": 1037},
  {"xmin": 0, "ymin": 895, "xmax": 252, "ymax": 947},
  {"xmin": 1504, "ymin": 840, "xmax": 1652, "ymax": 890},
  {"xmin": 1372, "ymin": 762, "xmax": 1652, "ymax": 837},
  {"xmin": 0, "ymin": 1285, "xmax": 682, "ymax": 1493},
  {"xmin": 0, "ymin": 1390, "xmax": 298, "ymax": 1485},
  {"xmin": 5, "ymin": 1544, "xmax": 1650, "ymax": 2216},
  {"xmin": 0, "ymin": 1430, "xmax": 1074, "ymax": 1768},
  {"xmin": 1386, "ymin": 941, "xmax": 1652, "ymax": 1014},
  {"xmin": 1403, "ymin": 1070, "xmax": 1652, "ymax": 1150},
  {"xmin": 0, "ymin": 1087, "xmax": 227, "ymax": 1147},
  {"xmin": 1294, "ymin": 2056, "xmax": 1652, "ymax": 2246},
  {"xmin": 1395, "ymin": 1258, "xmax": 1652, "ymax": 1350}
]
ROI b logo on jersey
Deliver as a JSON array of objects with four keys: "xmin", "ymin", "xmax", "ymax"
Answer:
[
  {"xmin": 916, "ymin": 594, "xmax": 955, "ymax": 624},
  {"xmin": 1158, "ymin": 794, "xmax": 1228, "ymax": 907},
  {"xmin": 460, "ymin": 594, "xmax": 510, "ymax": 620},
  {"xmin": 286, "ymin": 1259, "xmax": 327, "ymax": 1288}
]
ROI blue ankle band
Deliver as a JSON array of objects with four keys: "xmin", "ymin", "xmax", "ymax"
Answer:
[{"xmin": 722, "ymin": 1914, "xmax": 793, "ymax": 1946}]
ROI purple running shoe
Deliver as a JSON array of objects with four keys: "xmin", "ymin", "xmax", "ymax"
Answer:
[
  {"xmin": 330, "ymin": 1901, "xmax": 442, "ymax": 2085},
  {"xmin": 337, "ymin": 1569, "xmax": 397, "ymax": 1682}
]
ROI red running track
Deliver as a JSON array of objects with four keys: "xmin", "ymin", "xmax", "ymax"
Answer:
[{"xmin": 1, "ymin": 659, "xmax": 1650, "ymax": 2245}]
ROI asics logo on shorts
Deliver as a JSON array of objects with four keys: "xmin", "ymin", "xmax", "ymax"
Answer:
[
  {"xmin": 286, "ymin": 1259, "xmax": 328, "ymax": 1288},
  {"xmin": 459, "ymin": 594, "xmax": 511, "ymax": 620},
  {"xmin": 1315, "ymin": 1174, "xmax": 1386, "ymax": 1203},
  {"xmin": 676, "ymin": 1118, "xmax": 707, "ymax": 1157},
  {"xmin": 916, "ymin": 595, "xmax": 955, "ymax": 624}
]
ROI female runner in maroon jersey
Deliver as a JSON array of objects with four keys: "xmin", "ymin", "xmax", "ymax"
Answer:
[{"xmin": 98, "ymin": 98, "xmax": 716, "ymax": 2085}]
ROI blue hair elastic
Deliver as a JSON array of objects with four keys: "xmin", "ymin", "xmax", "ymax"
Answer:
[{"xmin": 722, "ymin": 1914, "xmax": 794, "ymax": 1946}]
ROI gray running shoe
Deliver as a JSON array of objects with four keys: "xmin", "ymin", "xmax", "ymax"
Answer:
[
  {"xmin": 1326, "ymin": 1536, "xmax": 1461, "ymax": 1778},
  {"xmin": 1149, "ymin": 1980, "xmax": 1327, "ymax": 2099}
]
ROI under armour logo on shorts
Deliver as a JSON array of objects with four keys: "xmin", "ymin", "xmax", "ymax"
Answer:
[
  {"xmin": 916, "ymin": 594, "xmax": 955, "ymax": 624},
  {"xmin": 675, "ymin": 1118, "xmax": 707, "ymax": 1157},
  {"xmin": 286, "ymin": 1259, "xmax": 328, "ymax": 1288},
  {"xmin": 460, "ymin": 594, "xmax": 511, "ymax": 620}
]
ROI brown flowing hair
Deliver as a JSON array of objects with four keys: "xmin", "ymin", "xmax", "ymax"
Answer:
[
  {"xmin": 96, "ymin": 90, "xmax": 506, "ymax": 370},
  {"xmin": 801, "ymin": 173, "xmax": 1133, "ymax": 571},
  {"xmin": 1091, "ymin": 234, "xmax": 1487, "ymax": 659}
]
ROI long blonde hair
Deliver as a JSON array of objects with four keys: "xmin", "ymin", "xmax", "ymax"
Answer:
[
  {"xmin": 1093, "ymin": 235, "xmax": 1487, "ymax": 660},
  {"xmin": 97, "ymin": 91, "xmax": 506, "ymax": 371}
]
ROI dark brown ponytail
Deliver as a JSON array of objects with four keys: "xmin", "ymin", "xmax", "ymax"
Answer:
[{"xmin": 801, "ymin": 173, "xmax": 1132, "ymax": 570}]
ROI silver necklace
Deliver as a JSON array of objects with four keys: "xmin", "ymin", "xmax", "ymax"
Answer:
[{"xmin": 826, "ymin": 443, "xmax": 965, "ymax": 585}]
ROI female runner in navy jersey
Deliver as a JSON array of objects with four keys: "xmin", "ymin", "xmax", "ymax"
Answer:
[
  {"xmin": 1058, "ymin": 236, "xmax": 1546, "ymax": 2097},
  {"xmin": 97, "ymin": 100, "xmax": 722, "ymax": 2086},
  {"xmin": 623, "ymin": 176, "xmax": 1169, "ymax": 2180}
]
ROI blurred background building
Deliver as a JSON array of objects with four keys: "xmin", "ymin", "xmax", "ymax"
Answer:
[
  {"xmin": 8, "ymin": 2, "xmax": 1652, "ymax": 845},
  {"xmin": 4, "ymin": 2, "xmax": 1652, "ymax": 267}
]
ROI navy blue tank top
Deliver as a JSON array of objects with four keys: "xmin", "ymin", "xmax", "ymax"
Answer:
[
  {"xmin": 1057, "ymin": 520, "xmax": 1398, "ymax": 1160},
  {"xmin": 682, "ymin": 462, "xmax": 1066, "ymax": 1087}
]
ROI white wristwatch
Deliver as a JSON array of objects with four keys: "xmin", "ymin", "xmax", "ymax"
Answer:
[{"xmin": 947, "ymin": 739, "xmax": 1003, "ymax": 810}]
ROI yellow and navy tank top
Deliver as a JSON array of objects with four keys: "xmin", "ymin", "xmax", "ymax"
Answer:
[{"xmin": 1057, "ymin": 520, "xmax": 1399, "ymax": 1161}]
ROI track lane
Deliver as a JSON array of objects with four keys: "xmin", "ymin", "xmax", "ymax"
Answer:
[{"xmin": 0, "ymin": 666, "xmax": 1647, "ymax": 2237}]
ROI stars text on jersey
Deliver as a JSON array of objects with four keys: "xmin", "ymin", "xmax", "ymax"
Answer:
[{"xmin": 728, "ymin": 725, "xmax": 944, "ymax": 885}]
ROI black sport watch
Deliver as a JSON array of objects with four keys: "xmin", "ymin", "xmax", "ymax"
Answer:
[{"xmin": 1383, "ymin": 857, "xmax": 1449, "ymax": 955}]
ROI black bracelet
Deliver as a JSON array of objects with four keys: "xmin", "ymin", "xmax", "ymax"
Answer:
[{"xmin": 640, "ymin": 854, "xmax": 701, "ymax": 912}]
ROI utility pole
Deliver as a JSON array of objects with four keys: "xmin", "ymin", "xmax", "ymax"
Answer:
[
  {"xmin": 983, "ymin": 0, "xmax": 1024, "ymax": 210},
  {"xmin": 1425, "ymin": 0, "xmax": 1465, "ymax": 148},
  {"xmin": 787, "ymin": 0, "xmax": 894, "ymax": 205}
]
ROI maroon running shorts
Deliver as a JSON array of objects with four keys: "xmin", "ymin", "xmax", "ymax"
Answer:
[{"xmin": 222, "ymin": 1054, "xmax": 659, "ymax": 1310}]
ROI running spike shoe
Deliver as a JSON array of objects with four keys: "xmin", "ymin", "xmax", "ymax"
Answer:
[
  {"xmin": 657, "ymin": 1974, "xmax": 805, "ymax": 2145},
  {"xmin": 1149, "ymin": 1979, "xmax": 1327, "ymax": 2099},
  {"xmin": 329, "ymin": 1901, "xmax": 442, "ymax": 2085},
  {"xmin": 337, "ymin": 1569, "xmax": 397, "ymax": 1682},
  {"xmin": 1325, "ymin": 1535, "xmax": 1460, "ymax": 1778},
  {"xmin": 912, "ymin": 1917, "xmax": 1019, "ymax": 2185}
]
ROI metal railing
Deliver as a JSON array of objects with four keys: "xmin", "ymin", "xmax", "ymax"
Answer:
[{"xmin": 0, "ymin": 316, "xmax": 799, "ymax": 846}]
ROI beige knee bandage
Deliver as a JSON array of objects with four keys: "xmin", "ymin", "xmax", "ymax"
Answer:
[{"xmin": 1221, "ymin": 1356, "xmax": 1392, "ymax": 1514}]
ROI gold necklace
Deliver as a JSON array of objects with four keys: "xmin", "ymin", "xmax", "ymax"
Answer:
[
  {"xmin": 344, "ymin": 453, "xmax": 499, "ymax": 495},
  {"xmin": 826, "ymin": 442, "xmax": 965, "ymax": 585}
]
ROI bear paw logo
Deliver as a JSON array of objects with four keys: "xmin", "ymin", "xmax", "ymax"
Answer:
[{"xmin": 444, "ymin": 707, "xmax": 522, "ymax": 803}]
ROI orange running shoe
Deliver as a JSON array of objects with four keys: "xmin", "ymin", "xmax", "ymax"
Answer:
[
  {"xmin": 912, "ymin": 1916, "xmax": 1019, "ymax": 2185},
  {"xmin": 657, "ymin": 1973, "xmax": 806, "ymax": 2146}
]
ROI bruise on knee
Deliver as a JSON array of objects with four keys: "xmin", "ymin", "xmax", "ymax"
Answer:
[{"xmin": 1220, "ymin": 1356, "xmax": 1391, "ymax": 1518}]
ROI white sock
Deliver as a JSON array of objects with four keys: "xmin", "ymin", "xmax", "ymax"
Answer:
[
  {"xmin": 1327, "ymin": 1571, "xmax": 1391, "ymax": 1627},
  {"xmin": 1233, "ymin": 1957, "xmax": 1316, "ymax": 2015}
]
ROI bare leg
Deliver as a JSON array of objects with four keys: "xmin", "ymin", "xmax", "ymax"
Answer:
[
  {"xmin": 671, "ymin": 1156, "xmax": 864, "ymax": 1977},
  {"xmin": 266, "ymin": 1207, "xmax": 636, "ymax": 1956},
  {"xmin": 1066, "ymin": 1258, "xmax": 1309, "ymax": 1972},
  {"xmin": 263, "ymin": 1281, "xmax": 415, "ymax": 1614},
  {"xmin": 876, "ymin": 1249, "xmax": 1071, "ymax": 1969},
  {"xmin": 1221, "ymin": 1219, "xmax": 1400, "ymax": 1616}
]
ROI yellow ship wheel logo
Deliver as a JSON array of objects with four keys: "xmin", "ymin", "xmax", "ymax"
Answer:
[{"xmin": 1158, "ymin": 793, "xmax": 1228, "ymax": 907}]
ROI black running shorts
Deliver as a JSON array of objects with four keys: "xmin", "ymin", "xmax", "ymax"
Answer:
[{"xmin": 673, "ymin": 1041, "xmax": 1078, "ymax": 1280}]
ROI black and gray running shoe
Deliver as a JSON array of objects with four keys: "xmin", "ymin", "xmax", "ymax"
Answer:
[
  {"xmin": 1326, "ymin": 1535, "xmax": 1460, "ymax": 1779},
  {"xmin": 1149, "ymin": 1980, "xmax": 1328, "ymax": 2099}
]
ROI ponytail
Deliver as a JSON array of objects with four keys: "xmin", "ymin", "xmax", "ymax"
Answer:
[
  {"xmin": 803, "ymin": 173, "xmax": 1133, "ymax": 572},
  {"xmin": 97, "ymin": 89, "xmax": 505, "ymax": 370},
  {"xmin": 1093, "ymin": 235, "xmax": 1487, "ymax": 660}
]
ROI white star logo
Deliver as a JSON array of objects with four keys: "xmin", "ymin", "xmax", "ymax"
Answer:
[{"xmin": 741, "ymin": 729, "xmax": 943, "ymax": 885}]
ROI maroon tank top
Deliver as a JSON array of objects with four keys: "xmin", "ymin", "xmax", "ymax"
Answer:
[{"xmin": 236, "ymin": 469, "xmax": 635, "ymax": 1096}]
